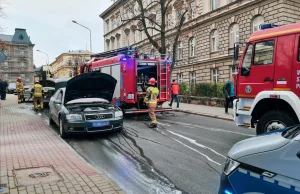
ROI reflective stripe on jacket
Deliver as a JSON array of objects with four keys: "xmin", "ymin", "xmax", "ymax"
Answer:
[
  {"xmin": 33, "ymin": 84, "xmax": 43, "ymax": 98},
  {"xmin": 144, "ymin": 86, "xmax": 159, "ymax": 104},
  {"xmin": 16, "ymin": 82, "xmax": 24, "ymax": 92},
  {"xmin": 171, "ymin": 82, "xmax": 180, "ymax": 95}
]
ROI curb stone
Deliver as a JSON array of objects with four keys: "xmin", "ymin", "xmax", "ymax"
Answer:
[{"xmin": 173, "ymin": 109, "xmax": 233, "ymax": 122}]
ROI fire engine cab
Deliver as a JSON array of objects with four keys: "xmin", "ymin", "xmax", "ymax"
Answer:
[
  {"xmin": 233, "ymin": 23, "xmax": 300, "ymax": 135},
  {"xmin": 78, "ymin": 47, "xmax": 172, "ymax": 115}
]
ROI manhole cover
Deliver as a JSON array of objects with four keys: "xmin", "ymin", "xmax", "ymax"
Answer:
[{"xmin": 14, "ymin": 166, "xmax": 63, "ymax": 186}]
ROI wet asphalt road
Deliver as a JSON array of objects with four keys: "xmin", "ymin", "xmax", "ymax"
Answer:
[{"xmin": 34, "ymin": 103, "xmax": 255, "ymax": 194}]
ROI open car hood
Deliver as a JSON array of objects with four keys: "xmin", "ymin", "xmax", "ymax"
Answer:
[{"xmin": 64, "ymin": 72, "xmax": 117, "ymax": 103}]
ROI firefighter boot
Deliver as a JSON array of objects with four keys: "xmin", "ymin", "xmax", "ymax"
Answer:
[{"xmin": 149, "ymin": 123, "xmax": 157, "ymax": 128}]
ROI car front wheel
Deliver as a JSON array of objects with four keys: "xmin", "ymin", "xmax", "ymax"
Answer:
[{"xmin": 59, "ymin": 118, "xmax": 68, "ymax": 139}]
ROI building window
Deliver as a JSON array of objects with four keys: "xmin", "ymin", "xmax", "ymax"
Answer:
[
  {"xmin": 252, "ymin": 15, "xmax": 264, "ymax": 33},
  {"xmin": 178, "ymin": 41, "xmax": 183, "ymax": 60},
  {"xmin": 20, "ymin": 62, "xmax": 24, "ymax": 69},
  {"xmin": 140, "ymin": 31, "xmax": 143, "ymax": 41},
  {"xmin": 189, "ymin": 37, "xmax": 195, "ymax": 57},
  {"xmin": 4, "ymin": 61, "xmax": 8, "ymax": 68},
  {"xmin": 106, "ymin": 20, "xmax": 110, "ymax": 32},
  {"xmin": 211, "ymin": 0, "xmax": 218, "ymax": 10},
  {"xmin": 150, "ymin": 49, "xmax": 154, "ymax": 56},
  {"xmin": 229, "ymin": 24, "xmax": 239, "ymax": 48},
  {"xmin": 230, "ymin": 65, "xmax": 238, "ymax": 78},
  {"xmin": 111, "ymin": 40, "xmax": 115, "ymax": 50},
  {"xmin": 177, "ymin": 73, "xmax": 183, "ymax": 83},
  {"xmin": 117, "ymin": 38, "xmax": 121, "ymax": 49},
  {"xmin": 211, "ymin": 30, "xmax": 219, "ymax": 52},
  {"xmin": 190, "ymin": 2, "xmax": 195, "ymax": 19},
  {"xmin": 189, "ymin": 71, "xmax": 196, "ymax": 84},
  {"xmin": 254, "ymin": 40, "xmax": 275, "ymax": 66},
  {"xmin": 126, "ymin": 33, "xmax": 130, "ymax": 46},
  {"xmin": 167, "ymin": 47, "xmax": 172, "ymax": 58},
  {"xmin": 211, "ymin": 68, "xmax": 219, "ymax": 83},
  {"xmin": 106, "ymin": 42, "xmax": 110, "ymax": 50},
  {"xmin": 20, "ymin": 74, "xmax": 25, "ymax": 79},
  {"xmin": 167, "ymin": 13, "xmax": 171, "ymax": 28},
  {"xmin": 177, "ymin": 10, "xmax": 183, "ymax": 23},
  {"xmin": 4, "ymin": 74, "xmax": 8, "ymax": 80},
  {"xmin": 133, "ymin": 30, "xmax": 136, "ymax": 43},
  {"xmin": 19, "ymin": 47, "xmax": 25, "ymax": 55}
]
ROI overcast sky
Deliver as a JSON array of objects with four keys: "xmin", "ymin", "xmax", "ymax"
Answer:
[{"xmin": 0, "ymin": 0, "xmax": 113, "ymax": 67}]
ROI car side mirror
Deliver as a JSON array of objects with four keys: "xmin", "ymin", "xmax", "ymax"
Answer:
[
  {"xmin": 234, "ymin": 44, "xmax": 239, "ymax": 60},
  {"xmin": 54, "ymin": 100, "xmax": 62, "ymax": 105}
]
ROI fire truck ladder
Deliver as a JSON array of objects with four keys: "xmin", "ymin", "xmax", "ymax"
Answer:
[
  {"xmin": 91, "ymin": 47, "xmax": 138, "ymax": 58},
  {"xmin": 159, "ymin": 58, "xmax": 168, "ymax": 100}
]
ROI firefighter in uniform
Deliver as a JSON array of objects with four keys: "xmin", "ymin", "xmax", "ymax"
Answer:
[
  {"xmin": 16, "ymin": 77, "xmax": 24, "ymax": 104},
  {"xmin": 32, "ymin": 80, "xmax": 44, "ymax": 111},
  {"xmin": 144, "ymin": 78, "xmax": 159, "ymax": 128}
]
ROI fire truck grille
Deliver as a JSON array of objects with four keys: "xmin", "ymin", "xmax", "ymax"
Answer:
[{"xmin": 85, "ymin": 114, "xmax": 113, "ymax": 121}]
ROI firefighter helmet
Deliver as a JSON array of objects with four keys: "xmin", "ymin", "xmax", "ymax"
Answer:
[
  {"xmin": 148, "ymin": 78, "xmax": 156, "ymax": 85},
  {"xmin": 17, "ymin": 77, "xmax": 22, "ymax": 81}
]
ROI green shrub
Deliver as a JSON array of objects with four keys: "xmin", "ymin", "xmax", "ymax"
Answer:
[{"xmin": 178, "ymin": 82, "xmax": 225, "ymax": 98}]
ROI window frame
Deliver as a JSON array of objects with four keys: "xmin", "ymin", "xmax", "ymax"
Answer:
[
  {"xmin": 230, "ymin": 65, "xmax": 238, "ymax": 78},
  {"xmin": 253, "ymin": 39, "xmax": 275, "ymax": 66},
  {"xmin": 211, "ymin": 0, "xmax": 218, "ymax": 11},
  {"xmin": 190, "ymin": 1, "xmax": 195, "ymax": 19},
  {"xmin": 211, "ymin": 30, "xmax": 219, "ymax": 52},
  {"xmin": 189, "ymin": 37, "xmax": 195, "ymax": 57},
  {"xmin": 211, "ymin": 68, "xmax": 219, "ymax": 83},
  {"xmin": 229, "ymin": 24, "xmax": 239, "ymax": 48},
  {"xmin": 177, "ymin": 73, "xmax": 183, "ymax": 83},
  {"xmin": 252, "ymin": 15, "xmax": 264, "ymax": 33},
  {"xmin": 189, "ymin": 71, "xmax": 196, "ymax": 84},
  {"xmin": 178, "ymin": 41, "xmax": 183, "ymax": 60}
]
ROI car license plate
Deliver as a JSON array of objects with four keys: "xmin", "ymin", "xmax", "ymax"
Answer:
[{"xmin": 92, "ymin": 122, "xmax": 109, "ymax": 127}]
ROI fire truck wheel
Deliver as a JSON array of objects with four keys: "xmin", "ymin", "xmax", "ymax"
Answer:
[{"xmin": 257, "ymin": 111, "xmax": 297, "ymax": 135}]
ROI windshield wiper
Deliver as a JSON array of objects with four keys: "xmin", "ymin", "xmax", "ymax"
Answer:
[{"xmin": 283, "ymin": 126, "xmax": 300, "ymax": 139}]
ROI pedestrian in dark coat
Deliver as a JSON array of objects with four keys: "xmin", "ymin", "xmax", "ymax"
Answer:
[
  {"xmin": 223, "ymin": 77, "xmax": 236, "ymax": 114},
  {"xmin": 1, "ymin": 80, "xmax": 7, "ymax": 100}
]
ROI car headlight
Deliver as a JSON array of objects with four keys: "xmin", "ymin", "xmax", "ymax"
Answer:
[
  {"xmin": 114, "ymin": 111, "xmax": 123, "ymax": 118},
  {"xmin": 66, "ymin": 114, "xmax": 82, "ymax": 121},
  {"xmin": 223, "ymin": 157, "xmax": 240, "ymax": 176}
]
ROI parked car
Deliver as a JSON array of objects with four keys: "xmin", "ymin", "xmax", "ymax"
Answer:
[
  {"xmin": 23, "ymin": 85, "xmax": 33, "ymax": 101},
  {"xmin": 219, "ymin": 126, "xmax": 300, "ymax": 194},
  {"xmin": 7, "ymin": 83, "xmax": 16, "ymax": 94},
  {"xmin": 48, "ymin": 73, "xmax": 123, "ymax": 138}
]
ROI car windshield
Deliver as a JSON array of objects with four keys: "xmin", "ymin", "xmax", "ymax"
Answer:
[
  {"xmin": 282, "ymin": 125, "xmax": 300, "ymax": 139},
  {"xmin": 9, "ymin": 83, "xmax": 16, "ymax": 88}
]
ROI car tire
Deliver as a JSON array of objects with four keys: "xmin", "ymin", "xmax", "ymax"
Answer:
[
  {"xmin": 49, "ymin": 112, "xmax": 55, "ymax": 125},
  {"xmin": 59, "ymin": 118, "xmax": 68, "ymax": 139},
  {"xmin": 257, "ymin": 111, "xmax": 298, "ymax": 135}
]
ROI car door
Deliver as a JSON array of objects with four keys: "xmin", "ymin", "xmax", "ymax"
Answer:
[
  {"xmin": 238, "ymin": 39, "xmax": 276, "ymax": 98},
  {"xmin": 49, "ymin": 89, "xmax": 62, "ymax": 124}
]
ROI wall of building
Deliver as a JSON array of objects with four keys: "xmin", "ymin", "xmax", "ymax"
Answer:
[{"xmin": 101, "ymin": 0, "xmax": 300, "ymax": 84}]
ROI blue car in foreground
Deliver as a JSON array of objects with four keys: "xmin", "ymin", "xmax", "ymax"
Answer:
[{"xmin": 219, "ymin": 126, "xmax": 300, "ymax": 194}]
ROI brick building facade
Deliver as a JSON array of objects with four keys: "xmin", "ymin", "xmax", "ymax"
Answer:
[
  {"xmin": 101, "ymin": 0, "xmax": 300, "ymax": 84},
  {"xmin": 0, "ymin": 28, "xmax": 34, "ymax": 85}
]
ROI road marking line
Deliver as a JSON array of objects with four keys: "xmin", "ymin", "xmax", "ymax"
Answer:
[
  {"xmin": 157, "ymin": 122, "xmax": 171, "ymax": 127},
  {"xmin": 168, "ymin": 130, "xmax": 226, "ymax": 159},
  {"xmin": 164, "ymin": 120, "xmax": 254, "ymax": 137},
  {"xmin": 171, "ymin": 138, "xmax": 221, "ymax": 166}
]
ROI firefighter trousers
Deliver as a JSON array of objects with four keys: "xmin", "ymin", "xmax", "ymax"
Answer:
[
  {"xmin": 33, "ymin": 97, "xmax": 43, "ymax": 110},
  {"xmin": 18, "ymin": 92, "xmax": 24, "ymax": 103},
  {"xmin": 148, "ymin": 103, "xmax": 157, "ymax": 124}
]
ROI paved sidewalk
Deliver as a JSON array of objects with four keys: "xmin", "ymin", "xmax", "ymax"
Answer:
[
  {"xmin": 163, "ymin": 102, "xmax": 233, "ymax": 121},
  {"xmin": 0, "ymin": 95, "xmax": 125, "ymax": 194}
]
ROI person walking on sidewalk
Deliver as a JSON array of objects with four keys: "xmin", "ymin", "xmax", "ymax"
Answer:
[
  {"xmin": 223, "ymin": 77, "xmax": 236, "ymax": 114},
  {"xmin": 32, "ymin": 80, "xmax": 44, "ymax": 111},
  {"xmin": 169, "ymin": 79, "xmax": 180, "ymax": 108},
  {"xmin": 144, "ymin": 78, "xmax": 159, "ymax": 128},
  {"xmin": 1, "ymin": 79, "xmax": 8, "ymax": 100},
  {"xmin": 16, "ymin": 77, "xmax": 24, "ymax": 104}
]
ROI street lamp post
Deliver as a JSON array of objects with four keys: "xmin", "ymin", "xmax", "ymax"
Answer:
[
  {"xmin": 72, "ymin": 20, "xmax": 92, "ymax": 53},
  {"xmin": 36, "ymin": 50, "xmax": 50, "ymax": 80}
]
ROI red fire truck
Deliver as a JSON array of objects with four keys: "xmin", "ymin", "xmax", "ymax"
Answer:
[
  {"xmin": 78, "ymin": 47, "xmax": 172, "ymax": 114},
  {"xmin": 233, "ymin": 23, "xmax": 300, "ymax": 135}
]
